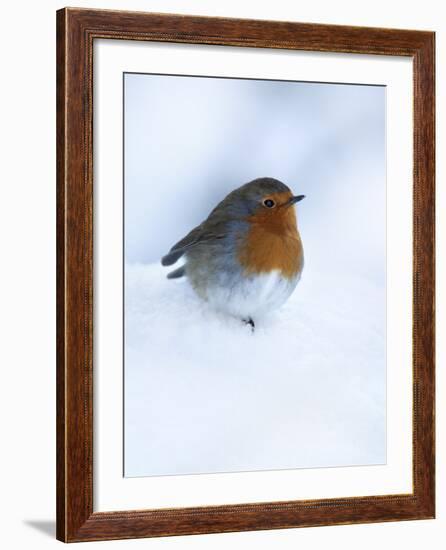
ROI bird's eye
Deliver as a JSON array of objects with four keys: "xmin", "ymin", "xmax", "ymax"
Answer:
[{"xmin": 263, "ymin": 199, "xmax": 276, "ymax": 208}]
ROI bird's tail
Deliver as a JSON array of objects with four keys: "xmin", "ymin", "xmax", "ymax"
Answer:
[{"xmin": 167, "ymin": 266, "xmax": 186, "ymax": 279}]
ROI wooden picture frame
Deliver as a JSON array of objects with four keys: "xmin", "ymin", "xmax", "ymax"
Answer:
[{"xmin": 56, "ymin": 7, "xmax": 435, "ymax": 542}]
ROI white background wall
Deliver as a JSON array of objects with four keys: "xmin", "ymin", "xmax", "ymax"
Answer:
[{"xmin": 0, "ymin": 1, "xmax": 443, "ymax": 549}]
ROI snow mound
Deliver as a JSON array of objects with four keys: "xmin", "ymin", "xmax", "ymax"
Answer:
[{"xmin": 125, "ymin": 262, "xmax": 385, "ymax": 477}]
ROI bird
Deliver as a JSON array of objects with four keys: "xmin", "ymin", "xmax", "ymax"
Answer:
[{"xmin": 161, "ymin": 177, "xmax": 305, "ymax": 329}]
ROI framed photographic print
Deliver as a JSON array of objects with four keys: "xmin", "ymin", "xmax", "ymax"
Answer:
[{"xmin": 56, "ymin": 7, "xmax": 435, "ymax": 542}]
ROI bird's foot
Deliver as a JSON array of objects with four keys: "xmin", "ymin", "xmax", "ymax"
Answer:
[{"xmin": 243, "ymin": 317, "xmax": 255, "ymax": 332}]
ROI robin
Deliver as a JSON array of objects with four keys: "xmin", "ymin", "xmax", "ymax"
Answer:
[{"xmin": 161, "ymin": 177, "xmax": 305, "ymax": 329}]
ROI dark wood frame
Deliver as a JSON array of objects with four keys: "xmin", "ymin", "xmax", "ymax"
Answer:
[{"xmin": 57, "ymin": 7, "xmax": 435, "ymax": 543}]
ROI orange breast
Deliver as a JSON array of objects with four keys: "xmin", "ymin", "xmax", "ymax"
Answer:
[{"xmin": 238, "ymin": 192, "xmax": 304, "ymax": 279}]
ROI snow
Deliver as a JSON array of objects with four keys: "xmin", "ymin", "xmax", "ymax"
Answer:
[{"xmin": 124, "ymin": 260, "xmax": 385, "ymax": 477}]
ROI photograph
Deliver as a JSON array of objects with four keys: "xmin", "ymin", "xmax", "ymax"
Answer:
[
  {"xmin": 0, "ymin": 0, "xmax": 439, "ymax": 546},
  {"xmin": 50, "ymin": 5, "xmax": 435, "ymax": 543},
  {"xmin": 123, "ymin": 72, "xmax": 387, "ymax": 478}
]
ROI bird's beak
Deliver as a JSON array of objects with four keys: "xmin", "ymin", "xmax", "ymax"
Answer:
[{"xmin": 287, "ymin": 195, "xmax": 305, "ymax": 206}]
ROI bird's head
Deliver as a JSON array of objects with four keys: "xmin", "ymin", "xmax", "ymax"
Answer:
[{"xmin": 224, "ymin": 177, "xmax": 305, "ymax": 233}]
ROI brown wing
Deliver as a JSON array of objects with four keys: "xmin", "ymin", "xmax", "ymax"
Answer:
[
  {"xmin": 161, "ymin": 220, "xmax": 227, "ymax": 267},
  {"xmin": 161, "ymin": 225, "xmax": 203, "ymax": 266},
  {"xmin": 161, "ymin": 190, "xmax": 239, "ymax": 268}
]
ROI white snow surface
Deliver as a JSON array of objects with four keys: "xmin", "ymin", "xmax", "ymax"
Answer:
[{"xmin": 124, "ymin": 261, "xmax": 385, "ymax": 477}]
